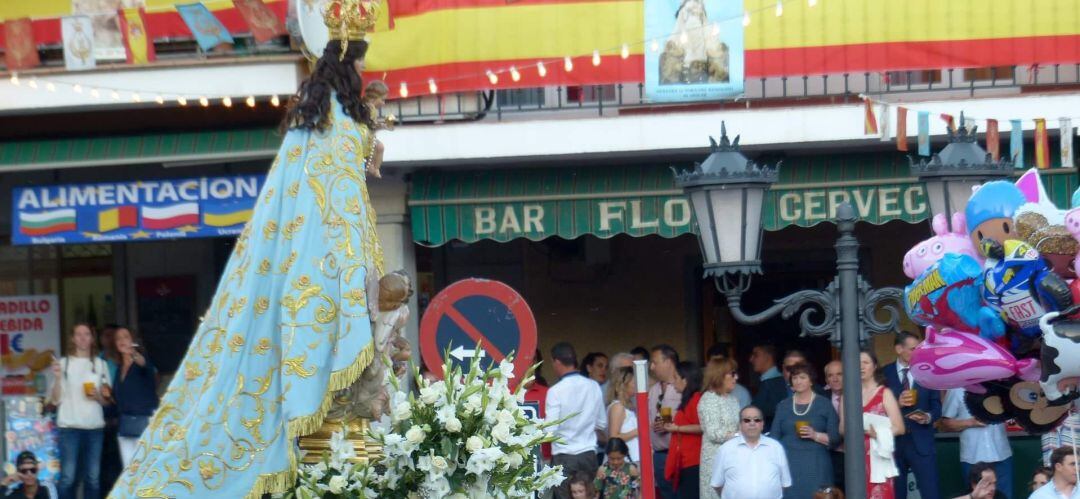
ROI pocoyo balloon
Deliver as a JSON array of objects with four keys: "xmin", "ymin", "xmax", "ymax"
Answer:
[
  {"xmin": 903, "ymin": 212, "xmax": 981, "ymax": 280},
  {"xmin": 966, "ymin": 180, "xmax": 1027, "ymax": 258}
]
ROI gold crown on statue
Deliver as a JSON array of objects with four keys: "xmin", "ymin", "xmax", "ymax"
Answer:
[{"xmin": 323, "ymin": 0, "xmax": 381, "ymax": 41}]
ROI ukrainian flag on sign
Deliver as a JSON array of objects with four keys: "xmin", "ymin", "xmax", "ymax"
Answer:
[{"xmin": 203, "ymin": 206, "xmax": 253, "ymax": 227}]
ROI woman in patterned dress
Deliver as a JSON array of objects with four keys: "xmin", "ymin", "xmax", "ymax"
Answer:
[
  {"xmin": 840, "ymin": 349, "xmax": 905, "ymax": 499},
  {"xmin": 595, "ymin": 438, "xmax": 640, "ymax": 499},
  {"xmin": 697, "ymin": 357, "xmax": 740, "ymax": 498}
]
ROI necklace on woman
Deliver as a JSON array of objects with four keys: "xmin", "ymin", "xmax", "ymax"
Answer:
[{"xmin": 793, "ymin": 392, "xmax": 814, "ymax": 416}]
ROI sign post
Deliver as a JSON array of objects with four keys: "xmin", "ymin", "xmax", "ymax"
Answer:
[
  {"xmin": 419, "ymin": 279, "xmax": 537, "ymax": 386},
  {"xmin": 634, "ymin": 359, "xmax": 656, "ymax": 499}
]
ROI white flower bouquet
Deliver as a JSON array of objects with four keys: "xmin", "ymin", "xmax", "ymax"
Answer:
[{"xmin": 292, "ymin": 348, "xmax": 565, "ymax": 498}]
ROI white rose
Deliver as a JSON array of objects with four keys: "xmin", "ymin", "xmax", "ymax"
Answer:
[
  {"xmin": 466, "ymin": 435, "xmax": 485, "ymax": 452},
  {"xmin": 431, "ymin": 455, "xmax": 450, "ymax": 473},
  {"xmin": 496, "ymin": 409, "xmax": 515, "ymax": 425},
  {"xmin": 502, "ymin": 451, "xmax": 524, "ymax": 469},
  {"xmin": 445, "ymin": 417, "xmax": 462, "ymax": 433},
  {"xmin": 393, "ymin": 402, "xmax": 412, "ymax": 421},
  {"xmin": 406, "ymin": 426, "xmax": 426, "ymax": 444},
  {"xmin": 327, "ymin": 474, "xmax": 347, "ymax": 494},
  {"xmin": 491, "ymin": 422, "xmax": 512, "ymax": 444},
  {"xmin": 463, "ymin": 394, "xmax": 483, "ymax": 415}
]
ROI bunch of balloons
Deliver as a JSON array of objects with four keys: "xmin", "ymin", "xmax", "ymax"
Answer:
[{"xmin": 902, "ymin": 168, "xmax": 1080, "ymax": 432}]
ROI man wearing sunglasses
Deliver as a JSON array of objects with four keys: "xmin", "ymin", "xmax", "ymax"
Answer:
[
  {"xmin": 709, "ymin": 405, "xmax": 791, "ymax": 499},
  {"xmin": 2, "ymin": 451, "xmax": 56, "ymax": 499}
]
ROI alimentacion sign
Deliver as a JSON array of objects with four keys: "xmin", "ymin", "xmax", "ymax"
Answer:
[{"xmin": 13, "ymin": 175, "xmax": 263, "ymax": 245}]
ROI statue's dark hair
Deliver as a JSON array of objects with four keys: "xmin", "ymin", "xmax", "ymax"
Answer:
[{"xmin": 283, "ymin": 40, "xmax": 374, "ymax": 132}]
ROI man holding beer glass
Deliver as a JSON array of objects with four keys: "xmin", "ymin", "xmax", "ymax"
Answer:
[
  {"xmin": 48, "ymin": 323, "xmax": 112, "ymax": 499},
  {"xmin": 884, "ymin": 331, "xmax": 942, "ymax": 499},
  {"xmin": 649, "ymin": 345, "xmax": 682, "ymax": 499}
]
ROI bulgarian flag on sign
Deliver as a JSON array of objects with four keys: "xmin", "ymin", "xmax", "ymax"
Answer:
[
  {"xmin": 119, "ymin": 8, "xmax": 155, "ymax": 64},
  {"xmin": 19, "ymin": 209, "xmax": 76, "ymax": 236}
]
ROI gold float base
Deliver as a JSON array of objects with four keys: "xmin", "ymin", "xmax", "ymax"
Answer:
[{"xmin": 298, "ymin": 418, "xmax": 383, "ymax": 464}]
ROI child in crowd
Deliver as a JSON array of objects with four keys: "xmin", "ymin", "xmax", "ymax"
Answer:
[
  {"xmin": 569, "ymin": 472, "xmax": 597, "ymax": 499},
  {"xmin": 594, "ymin": 438, "xmax": 639, "ymax": 499}
]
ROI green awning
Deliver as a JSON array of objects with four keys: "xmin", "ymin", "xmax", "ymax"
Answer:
[
  {"xmin": 0, "ymin": 128, "xmax": 280, "ymax": 171},
  {"xmin": 409, "ymin": 155, "xmax": 1079, "ymax": 247}
]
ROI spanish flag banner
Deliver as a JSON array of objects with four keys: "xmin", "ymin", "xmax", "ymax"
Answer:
[
  {"xmin": 1035, "ymin": 118, "xmax": 1050, "ymax": 169},
  {"xmin": 864, "ymin": 98, "xmax": 878, "ymax": 135},
  {"xmin": 118, "ymin": 7, "xmax": 156, "ymax": 64}
]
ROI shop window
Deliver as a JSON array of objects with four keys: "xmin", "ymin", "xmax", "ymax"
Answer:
[
  {"xmin": 963, "ymin": 66, "xmax": 1015, "ymax": 82},
  {"xmin": 496, "ymin": 88, "xmax": 545, "ymax": 108},
  {"xmin": 565, "ymin": 85, "xmax": 617, "ymax": 103},
  {"xmin": 885, "ymin": 70, "xmax": 942, "ymax": 86}
]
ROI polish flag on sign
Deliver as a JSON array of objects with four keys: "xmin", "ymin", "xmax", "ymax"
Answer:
[{"xmin": 142, "ymin": 203, "xmax": 199, "ymax": 230}]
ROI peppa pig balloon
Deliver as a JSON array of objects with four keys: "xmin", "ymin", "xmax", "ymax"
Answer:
[
  {"xmin": 903, "ymin": 212, "xmax": 982, "ymax": 280},
  {"xmin": 905, "ymin": 253, "xmax": 1005, "ymax": 338},
  {"xmin": 910, "ymin": 326, "xmax": 1040, "ymax": 393}
]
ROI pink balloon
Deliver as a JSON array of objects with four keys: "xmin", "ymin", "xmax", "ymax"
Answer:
[
  {"xmin": 903, "ymin": 212, "xmax": 982, "ymax": 280},
  {"xmin": 910, "ymin": 326, "xmax": 1040, "ymax": 393}
]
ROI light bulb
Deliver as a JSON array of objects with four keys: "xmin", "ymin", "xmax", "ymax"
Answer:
[
  {"xmin": 246, "ymin": 96, "xmax": 256, "ymax": 107},
  {"xmin": 650, "ymin": 40, "xmax": 660, "ymax": 52},
  {"xmin": 487, "ymin": 70, "xmax": 499, "ymax": 85},
  {"xmin": 222, "ymin": 96, "xmax": 233, "ymax": 107},
  {"xmin": 28, "ymin": 79, "xmax": 38, "ymax": 89},
  {"xmin": 743, "ymin": 11, "xmax": 751, "ymax": 26},
  {"xmin": 621, "ymin": 43, "xmax": 630, "ymax": 59},
  {"xmin": 398, "ymin": 82, "xmax": 409, "ymax": 98},
  {"xmin": 177, "ymin": 96, "xmax": 188, "ymax": 106},
  {"xmin": 9, "ymin": 74, "xmax": 18, "ymax": 86},
  {"xmin": 711, "ymin": 24, "xmax": 720, "ymax": 36},
  {"xmin": 155, "ymin": 95, "xmax": 165, "ymax": 105},
  {"xmin": 510, "ymin": 66, "xmax": 521, "ymax": 82},
  {"xmin": 428, "ymin": 79, "xmax": 438, "ymax": 94},
  {"xmin": 776, "ymin": 1, "xmax": 783, "ymax": 16},
  {"xmin": 564, "ymin": 56, "xmax": 573, "ymax": 72},
  {"xmin": 46, "ymin": 82, "xmax": 56, "ymax": 92},
  {"xmin": 132, "ymin": 93, "xmax": 142, "ymax": 103},
  {"xmin": 537, "ymin": 61, "xmax": 547, "ymax": 77},
  {"xmin": 90, "ymin": 88, "xmax": 100, "ymax": 98},
  {"xmin": 270, "ymin": 95, "xmax": 280, "ymax": 107},
  {"xmin": 110, "ymin": 90, "xmax": 120, "ymax": 100},
  {"xmin": 73, "ymin": 84, "xmax": 82, "ymax": 93},
  {"xmin": 808, "ymin": 0, "xmax": 817, "ymax": 6},
  {"xmin": 199, "ymin": 96, "xmax": 209, "ymax": 107},
  {"xmin": 592, "ymin": 50, "xmax": 601, "ymax": 66}
]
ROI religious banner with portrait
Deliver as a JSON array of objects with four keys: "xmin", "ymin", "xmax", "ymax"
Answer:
[{"xmin": 643, "ymin": 0, "xmax": 744, "ymax": 102}]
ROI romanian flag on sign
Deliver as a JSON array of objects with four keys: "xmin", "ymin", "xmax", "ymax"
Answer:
[
  {"xmin": 119, "ymin": 8, "xmax": 155, "ymax": 64},
  {"xmin": 98, "ymin": 206, "xmax": 138, "ymax": 233}
]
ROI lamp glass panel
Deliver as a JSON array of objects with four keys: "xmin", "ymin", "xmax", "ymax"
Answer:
[
  {"xmin": 710, "ymin": 187, "xmax": 746, "ymax": 265},
  {"xmin": 689, "ymin": 189, "xmax": 719, "ymax": 265},
  {"xmin": 742, "ymin": 187, "xmax": 766, "ymax": 261}
]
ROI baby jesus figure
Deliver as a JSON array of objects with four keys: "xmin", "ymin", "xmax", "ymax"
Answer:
[{"xmin": 362, "ymin": 80, "xmax": 396, "ymax": 179}]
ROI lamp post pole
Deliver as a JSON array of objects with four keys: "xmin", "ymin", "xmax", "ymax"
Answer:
[{"xmin": 835, "ymin": 203, "xmax": 868, "ymax": 494}]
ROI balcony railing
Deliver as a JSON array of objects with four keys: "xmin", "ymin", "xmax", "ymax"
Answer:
[{"xmin": 382, "ymin": 64, "xmax": 1080, "ymax": 123}]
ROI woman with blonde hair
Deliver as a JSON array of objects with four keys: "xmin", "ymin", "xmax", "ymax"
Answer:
[
  {"xmin": 698, "ymin": 356, "xmax": 741, "ymax": 498},
  {"xmin": 605, "ymin": 366, "xmax": 639, "ymax": 462}
]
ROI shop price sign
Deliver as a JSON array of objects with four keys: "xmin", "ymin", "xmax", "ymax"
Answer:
[{"xmin": 419, "ymin": 279, "xmax": 537, "ymax": 386}]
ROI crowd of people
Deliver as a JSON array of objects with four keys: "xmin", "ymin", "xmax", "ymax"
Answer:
[
  {"xmin": 539, "ymin": 335, "xmax": 1080, "ymax": 499},
  {"xmin": 2, "ymin": 323, "xmax": 162, "ymax": 499}
]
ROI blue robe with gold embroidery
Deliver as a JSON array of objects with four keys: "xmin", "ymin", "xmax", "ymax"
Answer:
[{"xmin": 109, "ymin": 98, "xmax": 383, "ymax": 499}]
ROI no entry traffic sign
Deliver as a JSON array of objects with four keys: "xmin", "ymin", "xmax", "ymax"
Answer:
[{"xmin": 419, "ymin": 279, "xmax": 537, "ymax": 385}]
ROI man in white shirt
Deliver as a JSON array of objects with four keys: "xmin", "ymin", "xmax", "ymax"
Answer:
[
  {"xmin": 710, "ymin": 405, "xmax": 791, "ymax": 499},
  {"xmin": 940, "ymin": 388, "xmax": 1013, "ymax": 498},
  {"xmin": 545, "ymin": 342, "xmax": 606, "ymax": 499},
  {"xmin": 1030, "ymin": 446, "xmax": 1080, "ymax": 499}
]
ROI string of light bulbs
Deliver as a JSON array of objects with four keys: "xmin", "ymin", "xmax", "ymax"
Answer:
[{"xmin": 6, "ymin": 0, "xmax": 819, "ymax": 104}]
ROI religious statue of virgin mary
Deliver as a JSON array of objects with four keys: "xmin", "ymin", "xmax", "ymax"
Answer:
[{"xmin": 108, "ymin": 1, "xmax": 390, "ymax": 497}]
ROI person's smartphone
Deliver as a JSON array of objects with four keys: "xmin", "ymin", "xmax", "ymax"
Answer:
[{"xmin": 906, "ymin": 409, "xmax": 930, "ymax": 421}]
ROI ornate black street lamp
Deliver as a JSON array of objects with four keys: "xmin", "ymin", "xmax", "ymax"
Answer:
[
  {"xmin": 910, "ymin": 113, "xmax": 1013, "ymax": 226},
  {"xmin": 675, "ymin": 124, "xmax": 904, "ymax": 499}
]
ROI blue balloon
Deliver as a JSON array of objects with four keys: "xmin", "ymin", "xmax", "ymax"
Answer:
[{"xmin": 905, "ymin": 253, "xmax": 1003, "ymax": 338}]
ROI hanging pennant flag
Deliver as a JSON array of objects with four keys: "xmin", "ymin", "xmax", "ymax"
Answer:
[
  {"xmin": 940, "ymin": 113, "xmax": 956, "ymax": 133},
  {"xmin": 1034, "ymin": 118, "xmax": 1050, "ymax": 169},
  {"xmin": 986, "ymin": 119, "xmax": 1000, "ymax": 161},
  {"xmin": 176, "ymin": 3, "xmax": 234, "ymax": 52},
  {"xmin": 118, "ymin": 8, "xmax": 156, "ymax": 64},
  {"xmin": 1062, "ymin": 118, "xmax": 1075, "ymax": 168},
  {"xmin": 879, "ymin": 104, "xmax": 891, "ymax": 142},
  {"xmin": 864, "ymin": 99, "xmax": 879, "ymax": 135},
  {"xmin": 233, "ymin": 0, "xmax": 287, "ymax": 44},
  {"xmin": 896, "ymin": 107, "xmax": 909, "ymax": 152},
  {"xmin": 61, "ymin": 16, "xmax": 96, "ymax": 71},
  {"xmin": 3, "ymin": 18, "xmax": 41, "ymax": 70},
  {"xmin": 918, "ymin": 111, "xmax": 931, "ymax": 156},
  {"xmin": 1011, "ymin": 119, "xmax": 1025, "ymax": 168}
]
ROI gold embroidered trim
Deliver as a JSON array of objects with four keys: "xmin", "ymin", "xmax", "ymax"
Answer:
[
  {"xmin": 243, "ymin": 441, "xmax": 299, "ymax": 499},
  {"xmin": 286, "ymin": 342, "xmax": 375, "ymax": 439}
]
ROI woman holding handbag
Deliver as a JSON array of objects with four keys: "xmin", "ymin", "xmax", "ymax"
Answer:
[
  {"xmin": 49, "ymin": 323, "xmax": 110, "ymax": 499},
  {"xmin": 112, "ymin": 326, "xmax": 158, "ymax": 467}
]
